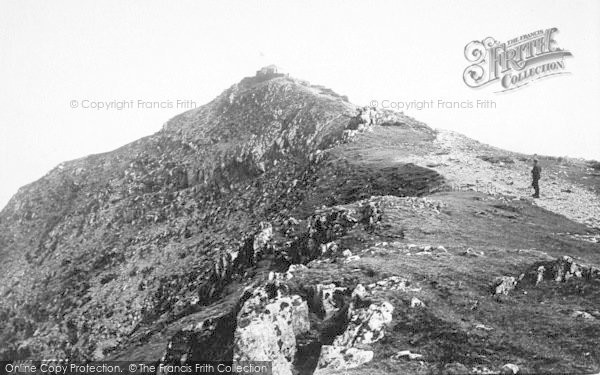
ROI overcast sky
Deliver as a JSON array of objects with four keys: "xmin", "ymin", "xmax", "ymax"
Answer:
[{"xmin": 1, "ymin": 0, "xmax": 599, "ymax": 209}]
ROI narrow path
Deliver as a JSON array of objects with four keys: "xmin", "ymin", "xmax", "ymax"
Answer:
[{"xmin": 399, "ymin": 130, "xmax": 600, "ymax": 230}]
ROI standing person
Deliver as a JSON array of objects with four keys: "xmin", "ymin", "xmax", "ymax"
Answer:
[{"xmin": 531, "ymin": 158, "xmax": 541, "ymax": 198}]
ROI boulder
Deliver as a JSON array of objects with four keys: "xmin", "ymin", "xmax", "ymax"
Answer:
[
  {"xmin": 493, "ymin": 276, "xmax": 517, "ymax": 295},
  {"xmin": 410, "ymin": 297, "xmax": 426, "ymax": 308},
  {"xmin": 571, "ymin": 310, "xmax": 595, "ymax": 320},
  {"xmin": 233, "ymin": 286, "xmax": 310, "ymax": 375},
  {"xmin": 461, "ymin": 248, "xmax": 483, "ymax": 257},
  {"xmin": 501, "ymin": 363, "xmax": 519, "ymax": 374},
  {"xmin": 535, "ymin": 265, "xmax": 545, "ymax": 285}
]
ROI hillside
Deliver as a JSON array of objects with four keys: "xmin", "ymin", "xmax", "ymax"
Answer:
[{"xmin": 1, "ymin": 70, "xmax": 599, "ymax": 375}]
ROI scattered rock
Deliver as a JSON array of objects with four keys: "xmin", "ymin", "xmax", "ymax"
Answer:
[
  {"xmin": 523, "ymin": 256, "xmax": 600, "ymax": 285},
  {"xmin": 344, "ymin": 255, "xmax": 360, "ymax": 263},
  {"xmin": 367, "ymin": 276, "xmax": 413, "ymax": 293},
  {"xmin": 342, "ymin": 249, "xmax": 353, "ymax": 257}
]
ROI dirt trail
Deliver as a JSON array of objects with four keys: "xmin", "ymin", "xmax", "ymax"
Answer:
[{"xmin": 399, "ymin": 130, "xmax": 600, "ymax": 230}]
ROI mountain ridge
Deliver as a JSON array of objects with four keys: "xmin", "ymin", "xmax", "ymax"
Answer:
[{"xmin": 1, "ymin": 71, "xmax": 599, "ymax": 374}]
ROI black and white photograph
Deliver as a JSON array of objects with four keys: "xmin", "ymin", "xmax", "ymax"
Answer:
[{"xmin": 1, "ymin": 1, "xmax": 599, "ymax": 374}]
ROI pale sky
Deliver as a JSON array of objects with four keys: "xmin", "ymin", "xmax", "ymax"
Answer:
[{"xmin": 1, "ymin": 0, "xmax": 599, "ymax": 209}]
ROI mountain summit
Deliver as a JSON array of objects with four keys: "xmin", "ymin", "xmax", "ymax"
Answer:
[{"xmin": 1, "ymin": 70, "xmax": 599, "ymax": 374}]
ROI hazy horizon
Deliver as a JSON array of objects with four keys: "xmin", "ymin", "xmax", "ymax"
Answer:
[{"xmin": 1, "ymin": 0, "xmax": 599, "ymax": 210}]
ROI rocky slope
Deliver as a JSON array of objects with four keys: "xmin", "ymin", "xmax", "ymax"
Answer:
[{"xmin": 1, "ymin": 71, "xmax": 599, "ymax": 374}]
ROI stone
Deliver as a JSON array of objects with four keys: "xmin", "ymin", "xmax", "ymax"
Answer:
[
  {"xmin": 474, "ymin": 324, "xmax": 493, "ymax": 331},
  {"xmin": 501, "ymin": 363, "xmax": 519, "ymax": 374},
  {"xmin": 410, "ymin": 297, "xmax": 425, "ymax": 308},
  {"xmin": 344, "ymin": 255, "xmax": 360, "ymax": 263},
  {"xmin": 320, "ymin": 241, "xmax": 339, "ymax": 256},
  {"xmin": 351, "ymin": 284, "xmax": 368, "ymax": 302},
  {"xmin": 571, "ymin": 310, "xmax": 595, "ymax": 320},
  {"xmin": 442, "ymin": 362, "xmax": 470, "ymax": 375},
  {"xmin": 342, "ymin": 249, "xmax": 353, "ymax": 257},
  {"xmin": 286, "ymin": 264, "xmax": 307, "ymax": 279},
  {"xmin": 493, "ymin": 276, "xmax": 517, "ymax": 295},
  {"xmin": 333, "ymin": 301, "xmax": 394, "ymax": 346},
  {"xmin": 314, "ymin": 345, "xmax": 374, "ymax": 374},
  {"xmin": 535, "ymin": 266, "xmax": 545, "ymax": 285},
  {"xmin": 287, "ymin": 264, "xmax": 307, "ymax": 273},
  {"xmin": 392, "ymin": 350, "xmax": 423, "ymax": 360},
  {"xmin": 461, "ymin": 248, "xmax": 483, "ymax": 257}
]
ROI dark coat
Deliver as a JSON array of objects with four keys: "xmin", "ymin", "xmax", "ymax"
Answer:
[{"xmin": 532, "ymin": 165, "xmax": 541, "ymax": 181}]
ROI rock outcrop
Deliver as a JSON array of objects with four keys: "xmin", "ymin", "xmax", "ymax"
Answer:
[{"xmin": 233, "ymin": 285, "xmax": 310, "ymax": 375}]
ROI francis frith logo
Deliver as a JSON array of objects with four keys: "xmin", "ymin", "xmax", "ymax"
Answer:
[{"xmin": 463, "ymin": 28, "xmax": 572, "ymax": 92}]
